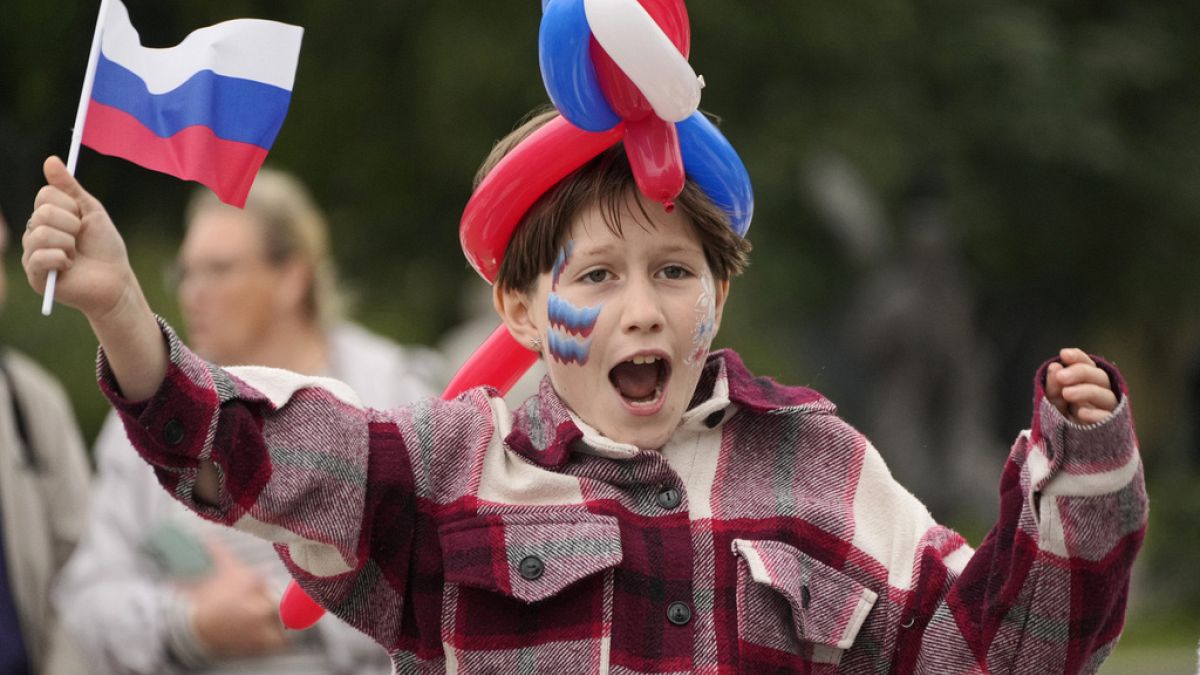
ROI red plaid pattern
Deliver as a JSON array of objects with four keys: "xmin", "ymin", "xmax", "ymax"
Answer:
[{"xmin": 100, "ymin": 320, "xmax": 1146, "ymax": 673}]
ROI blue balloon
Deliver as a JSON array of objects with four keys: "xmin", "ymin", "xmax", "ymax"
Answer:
[
  {"xmin": 539, "ymin": 0, "xmax": 620, "ymax": 132},
  {"xmin": 678, "ymin": 112, "xmax": 754, "ymax": 236}
]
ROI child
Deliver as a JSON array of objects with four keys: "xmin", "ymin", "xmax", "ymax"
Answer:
[{"xmin": 23, "ymin": 105, "xmax": 1143, "ymax": 672}]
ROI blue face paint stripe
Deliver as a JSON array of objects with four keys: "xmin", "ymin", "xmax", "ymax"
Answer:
[
  {"xmin": 547, "ymin": 331, "xmax": 591, "ymax": 365},
  {"xmin": 547, "ymin": 294, "xmax": 602, "ymax": 338},
  {"xmin": 551, "ymin": 241, "xmax": 575, "ymax": 291},
  {"xmin": 546, "ymin": 241, "xmax": 597, "ymax": 366}
]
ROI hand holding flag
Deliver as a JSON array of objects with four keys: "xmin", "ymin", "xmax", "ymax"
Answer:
[
  {"xmin": 42, "ymin": 0, "xmax": 302, "ymax": 314},
  {"xmin": 24, "ymin": 156, "xmax": 135, "ymax": 320}
]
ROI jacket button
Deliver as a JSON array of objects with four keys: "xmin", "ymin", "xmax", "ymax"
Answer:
[
  {"xmin": 518, "ymin": 556, "xmax": 544, "ymax": 581},
  {"xmin": 703, "ymin": 410, "xmax": 725, "ymax": 428},
  {"xmin": 656, "ymin": 486, "xmax": 682, "ymax": 510},
  {"xmin": 666, "ymin": 601, "xmax": 692, "ymax": 626},
  {"xmin": 162, "ymin": 419, "xmax": 185, "ymax": 446}
]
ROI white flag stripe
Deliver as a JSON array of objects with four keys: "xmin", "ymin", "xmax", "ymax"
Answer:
[
  {"xmin": 583, "ymin": 0, "xmax": 700, "ymax": 123},
  {"xmin": 101, "ymin": 0, "xmax": 303, "ymax": 94}
]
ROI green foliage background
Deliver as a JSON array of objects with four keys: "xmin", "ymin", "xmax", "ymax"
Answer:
[{"xmin": 2, "ymin": 1, "xmax": 1198, "ymax": 664}]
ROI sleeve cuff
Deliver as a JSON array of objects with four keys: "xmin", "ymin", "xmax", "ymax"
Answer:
[
  {"xmin": 96, "ymin": 315, "xmax": 183, "ymax": 407},
  {"xmin": 1029, "ymin": 355, "xmax": 1139, "ymax": 495},
  {"xmin": 96, "ymin": 316, "xmax": 220, "ymax": 469}
]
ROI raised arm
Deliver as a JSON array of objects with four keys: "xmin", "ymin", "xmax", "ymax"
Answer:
[
  {"xmin": 22, "ymin": 157, "xmax": 229, "ymax": 501},
  {"xmin": 907, "ymin": 350, "xmax": 1145, "ymax": 673},
  {"xmin": 22, "ymin": 156, "xmax": 166, "ymax": 402}
]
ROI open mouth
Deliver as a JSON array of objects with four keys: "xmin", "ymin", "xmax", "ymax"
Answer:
[{"xmin": 609, "ymin": 355, "xmax": 671, "ymax": 407}]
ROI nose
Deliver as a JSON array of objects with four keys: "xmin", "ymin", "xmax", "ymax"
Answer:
[
  {"xmin": 620, "ymin": 276, "xmax": 665, "ymax": 335},
  {"xmin": 177, "ymin": 273, "xmax": 201, "ymax": 305},
  {"xmin": 177, "ymin": 271, "xmax": 210, "ymax": 320}
]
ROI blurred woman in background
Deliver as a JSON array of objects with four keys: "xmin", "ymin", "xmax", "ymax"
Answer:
[
  {"xmin": 0, "ymin": 206, "xmax": 91, "ymax": 675},
  {"xmin": 54, "ymin": 171, "xmax": 443, "ymax": 675}
]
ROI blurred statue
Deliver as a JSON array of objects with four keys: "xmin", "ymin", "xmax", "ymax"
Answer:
[{"xmin": 803, "ymin": 153, "xmax": 1004, "ymax": 527}]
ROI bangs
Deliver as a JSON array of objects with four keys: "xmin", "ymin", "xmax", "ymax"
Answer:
[{"xmin": 485, "ymin": 111, "xmax": 750, "ymax": 294}]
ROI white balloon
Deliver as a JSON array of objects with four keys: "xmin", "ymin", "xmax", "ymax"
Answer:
[{"xmin": 583, "ymin": 0, "xmax": 701, "ymax": 123}]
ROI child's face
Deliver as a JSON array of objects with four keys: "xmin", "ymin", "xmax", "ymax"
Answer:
[{"xmin": 503, "ymin": 191, "xmax": 729, "ymax": 450}]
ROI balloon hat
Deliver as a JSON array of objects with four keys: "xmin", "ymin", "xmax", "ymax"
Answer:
[
  {"xmin": 280, "ymin": 0, "xmax": 753, "ymax": 630},
  {"xmin": 462, "ymin": 0, "xmax": 753, "ymax": 283}
]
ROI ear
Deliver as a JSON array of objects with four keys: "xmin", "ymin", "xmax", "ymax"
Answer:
[
  {"xmin": 711, "ymin": 278, "xmax": 731, "ymax": 332},
  {"xmin": 493, "ymin": 283, "xmax": 542, "ymax": 354},
  {"xmin": 274, "ymin": 259, "xmax": 312, "ymax": 316}
]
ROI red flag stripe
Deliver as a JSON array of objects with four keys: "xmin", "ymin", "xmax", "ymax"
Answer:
[{"xmin": 81, "ymin": 99, "xmax": 267, "ymax": 207}]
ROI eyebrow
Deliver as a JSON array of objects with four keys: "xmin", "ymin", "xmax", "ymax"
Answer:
[
  {"xmin": 571, "ymin": 241, "xmax": 702, "ymax": 263},
  {"xmin": 654, "ymin": 243, "xmax": 703, "ymax": 257},
  {"xmin": 569, "ymin": 243, "xmax": 619, "ymax": 263}
]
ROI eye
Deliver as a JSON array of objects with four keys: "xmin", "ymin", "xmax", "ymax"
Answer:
[
  {"xmin": 659, "ymin": 264, "xmax": 692, "ymax": 280},
  {"xmin": 208, "ymin": 260, "xmax": 238, "ymax": 276},
  {"xmin": 582, "ymin": 268, "xmax": 611, "ymax": 284}
]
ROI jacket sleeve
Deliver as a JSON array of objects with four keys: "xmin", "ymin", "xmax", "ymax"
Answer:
[
  {"xmin": 97, "ymin": 318, "xmax": 494, "ymax": 649},
  {"xmin": 905, "ymin": 356, "xmax": 1146, "ymax": 673},
  {"xmin": 53, "ymin": 413, "xmax": 199, "ymax": 675}
]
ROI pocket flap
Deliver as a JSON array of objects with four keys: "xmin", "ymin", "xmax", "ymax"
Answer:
[
  {"xmin": 732, "ymin": 539, "xmax": 877, "ymax": 649},
  {"xmin": 440, "ymin": 512, "xmax": 622, "ymax": 603}
]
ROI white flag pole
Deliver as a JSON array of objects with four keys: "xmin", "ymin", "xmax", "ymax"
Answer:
[{"xmin": 45, "ymin": 0, "xmax": 111, "ymax": 316}]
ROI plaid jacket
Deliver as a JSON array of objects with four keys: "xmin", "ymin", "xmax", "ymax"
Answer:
[{"xmin": 101, "ymin": 322, "xmax": 1146, "ymax": 674}]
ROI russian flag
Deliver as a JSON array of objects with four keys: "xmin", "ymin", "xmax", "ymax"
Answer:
[{"xmin": 81, "ymin": 0, "xmax": 303, "ymax": 207}]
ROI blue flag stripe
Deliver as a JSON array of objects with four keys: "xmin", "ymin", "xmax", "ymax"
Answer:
[{"xmin": 91, "ymin": 51, "xmax": 292, "ymax": 150}]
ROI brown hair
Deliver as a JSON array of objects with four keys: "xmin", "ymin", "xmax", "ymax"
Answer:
[{"xmin": 480, "ymin": 108, "xmax": 751, "ymax": 293}]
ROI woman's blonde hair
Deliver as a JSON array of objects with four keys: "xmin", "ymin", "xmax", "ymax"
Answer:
[{"xmin": 185, "ymin": 169, "xmax": 345, "ymax": 327}]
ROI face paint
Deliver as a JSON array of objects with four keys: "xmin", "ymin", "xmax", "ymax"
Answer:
[
  {"xmin": 548, "ymin": 294, "xmax": 601, "ymax": 337},
  {"xmin": 551, "ymin": 241, "xmax": 574, "ymax": 292},
  {"xmin": 547, "ymin": 295, "xmax": 602, "ymax": 364},
  {"xmin": 547, "ymin": 331, "xmax": 592, "ymax": 365},
  {"xmin": 686, "ymin": 272, "xmax": 717, "ymax": 366},
  {"xmin": 546, "ymin": 241, "xmax": 602, "ymax": 365}
]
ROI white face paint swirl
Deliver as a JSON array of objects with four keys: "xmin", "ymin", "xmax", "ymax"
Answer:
[{"xmin": 685, "ymin": 272, "xmax": 717, "ymax": 366}]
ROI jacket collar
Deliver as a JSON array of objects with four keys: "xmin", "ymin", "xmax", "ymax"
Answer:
[{"xmin": 504, "ymin": 349, "xmax": 834, "ymax": 469}]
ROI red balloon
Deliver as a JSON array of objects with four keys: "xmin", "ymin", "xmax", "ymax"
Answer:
[
  {"xmin": 623, "ymin": 115, "xmax": 685, "ymax": 206},
  {"xmin": 640, "ymin": 0, "xmax": 691, "ymax": 57},
  {"xmin": 279, "ymin": 581, "xmax": 325, "ymax": 630},
  {"xmin": 460, "ymin": 116, "xmax": 623, "ymax": 283},
  {"xmin": 589, "ymin": 0, "xmax": 690, "ymax": 122},
  {"xmin": 280, "ymin": 325, "xmax": 540, "ymax": 629},
  {"xmin": 441, "ymin": 324, "xmax": 540, "ymax": 399},
  {"xmin": 589, "ymin": 40, "xmax": 652, "ymax": 121}
]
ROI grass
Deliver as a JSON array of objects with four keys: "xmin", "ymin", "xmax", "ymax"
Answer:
[{"xmin": 1100, "ymin": 610, "xmax": 1198, "ymax": 674}]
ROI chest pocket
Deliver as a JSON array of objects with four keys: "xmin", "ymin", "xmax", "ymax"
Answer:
[
  {"xmin": 440, "ymin": 511, "xmax": 623, "ymax": 603},
  {"xmin": 732, "ymin": 539, "xmax": 877, "ymax": 670},
  {"xmin": 437, "ymin": 511, "xmax": 622, "ymax": 673}
]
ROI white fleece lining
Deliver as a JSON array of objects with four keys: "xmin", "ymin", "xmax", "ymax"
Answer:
[
  {"xmin": 226, "ymin": 365, "xmax": 364, "ymax": 409},
  {"xmin": 943, "ymin": 543, "xmax": 975, "ymax": 576},
  {"xmin": 1037, "ymin": 495, "xmax": 1069, "ymax": 557},
  {"xmin": 1041, "ymin": 453, "xmax": 1140, "ymax": 497},
  {"xmin": 478, "ymin": 397, "xmax": 585, "ymax": 506},
  {"xmin": 230, "ymin": 513, "xmax": 353, "ymax": 576}
]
